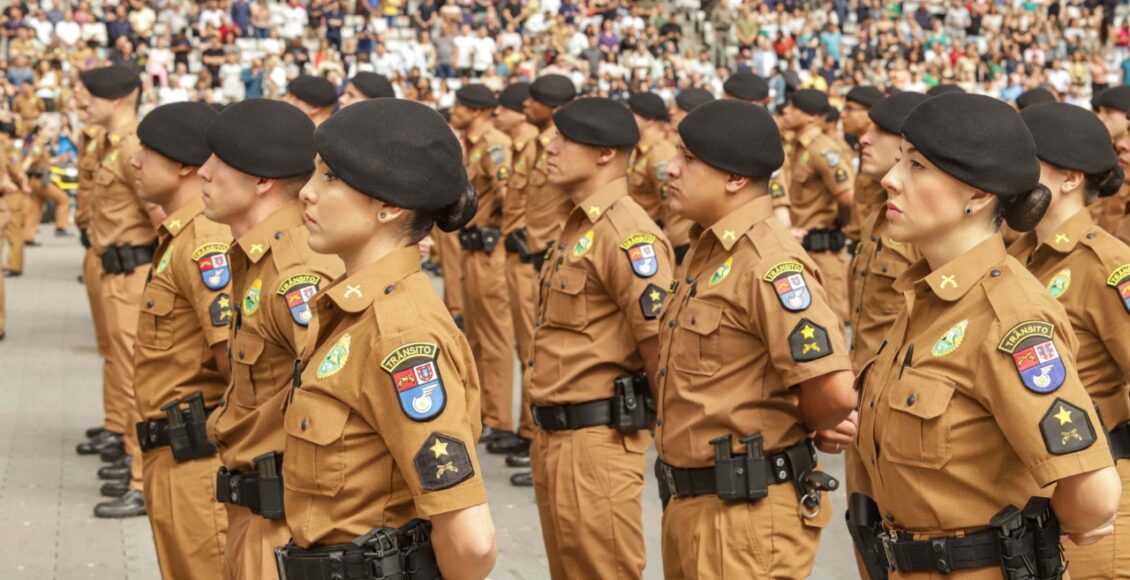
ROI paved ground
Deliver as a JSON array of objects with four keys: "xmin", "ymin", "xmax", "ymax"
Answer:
[{"xmin": 0, "ymin": 228, "xmax": 857, "ymax": 579}]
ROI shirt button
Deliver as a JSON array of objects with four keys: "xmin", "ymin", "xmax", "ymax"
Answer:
[
  {"xmin": 527, "ymin": 359, "xmax": 534, "ymax": 367},
  {"xmin": 218, "ymin": 399, "xmax": 225, "ymax": 407},
  {"xmin": 881, "ymin": 266, "xmax": 888, "ymax": 273},
  {"xmin": 274, "ymin": 231, "xmax": 283, "ymax": 239},
  {"xmin": 871, "ymin": 234, "xmax": 878, "ymax": 241},
  {"xmin": 656, "ymin": 417, "xmax": 663, "ymax": 426},
  {"xmin": 300, "ymin": 418, "xmax": 308, "ymax": 431},
  {"xmin": 384, "ymin": 285, "xmax": 395, "ymax": 294},
  {"xmin": 560, "ymin": 281, "xmax": 566, "ymax": 289},
  {"xmin": 906, "ymin": 394, "xmax": 917, "ymax": 406},
  {"xmin": 1086, "ymin": 233, "xmax": 1096, "ymax": 239},
  {"xmin": 239, "ymin": 351, "xmax": 245, "ymax": 360},
  {"xmin": 535, "ymin": 319, "xmax": 541, "ymax": 327},
  {"xmin": 990, "ymin": 269, "xmax": 1001, "ymax": 277},
  {"xmin": 667, "ymin": 320, "xmax": 676, "ymax": 328},
  {"xmin": 869, "ymin": 400, "xmax": 875, "ymax": 408},
  {"xmin": 685, "ymin": 276, "xmax": 694, "ymax": 284},
  {"xmin": 146, "ymin": 300, "xmax": 154, "ymax": 308},
  {"xmin": 557, "ymin": 243, "xmax": 564, "ymax": 250},
  {"xmin": 658, "ymin": 369, "xmax": 667, "ymax": 377}
]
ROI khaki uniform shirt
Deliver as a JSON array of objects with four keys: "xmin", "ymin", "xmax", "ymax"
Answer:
[
  {"xmin": 656, "ymin": 195, "xmax": 851, "ymax": 466},
  {"xmin": 767, "ymin": 142, "xmax": 793, "ymax": 212},
  {"xmin": 788, "ymin": 125, "xmax": 853, "ymax": 231},
  {"xmin": 207, "ymin": 202, "xmax": 344, "ymax": 473},
  {"xmin": 849, "ymin": 195, "xmax": 920, "ymax": 371},
  {"xmin": 854, "ymin": 234, "xmax": 1113, "ymax": 532},
  {"xmin": 525, "ymin": 127, "xmax": 573, "ymax": 253},
  {"xmin": 844, "ymin": 173, "xmax": 884, "ymax": 244},
  {"xmin": 135, "ymin": 197, "xmax": 234, "ymax": 418},
  {"xmin": 626, "ymin": 133, "xmax": 676, "ymax": 224},
  {"xmin": 75, "ymin": 125, "xmax": 105, "ymax": 231},
  {"xmin": 91, "ymin": 120, "xmax": 154, "ymax": 254},
  {"xmin": 528, "ymin": 177, "xmax": 674, "ymax": 406},
  {"xmin": 13, "ymin": 94, "xmax": 43, "ymax": 123},
  {"xmin": 284, "ymin": 247, "xmax": 486, "ymax": 547},
  {"xmin": 501, "ymin": 123, "xmax": 540, "ymax": 236},
  {"xmin": 1008, "ymin": 209, "xmax": 1130, "ymax": 430},
  {"xmin": 464, "ymin": 124, "xmax": 512, "ymax": 229}
]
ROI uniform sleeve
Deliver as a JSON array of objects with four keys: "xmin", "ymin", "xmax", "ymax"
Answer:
[
  {"xmin": 977, "ymin": 315, "xmax": 1113, "ymax": 487},
  {"xmin": 509, "ymin": 140, "xmax": 533, "ymax": 192},
  {"xmin": 749, "ymin": 253, "xmax": 851, "ymax": 387},
  {"xmin": 363, "ymin": 328, "xmax": 488, "ymax": 517},
  {"xmin": 117, "ymin": 135, "xmax": 141, "ymax": 195},
  {"xmin": 648, "ymin": 141, "xmax": 676, "ymax": 195},
  {"xmin": 483, "ymin": 135, "xmax": 513, "ymax": 190},
  {"xmin": 600, "ymin": 222, "xmax": 675, "ymax": 344},
  {"xmin": 810, "ymin": 141, "xmax": 853, "ymax": 197},
  {"xmin": 1084, "ymin": 263, "xmax": 1130, "ymax": 377},
  {"xmin": 268, "ymin": 255, "xmax": 344, "ymax": 357},
  {"xmin": 177, "ymin": 224, "xmax": 235, "ymax": 347}
]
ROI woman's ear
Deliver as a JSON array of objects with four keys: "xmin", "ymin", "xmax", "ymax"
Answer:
[
  {"xmin": 1060, "ymin": 169, "xmax": 1084, "ymax": 194},
  {"xmin": 966, "ymin": 188, "xmax": 996, "ymax": 216},
  {"xmin": 376, "ymin": 202, "xmax": 405, "ymax": 224}
]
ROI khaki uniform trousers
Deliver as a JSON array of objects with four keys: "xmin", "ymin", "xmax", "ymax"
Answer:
[
  {"xmin": 531, "ymin": 425, "xmax": 649, "ymax": 579},
  {"xmin": 435, "ymin": 229, "xmax": 464, "ymax": 317},
  {"xmin": 463, "ymin": 245, "xmax": 515, "ymax": 432},
  {"xmin": 224, "ymin": 504, "xmax": 289, "ymax": 580},
  {"xmin": 809, "ymin": 249, "xmax": 849, "ymax": 324},
  {"xmin": 142, "ymin": 447, "xmax": 228, "ymax": 580},
  {"xmin": 0, "ymin": 197, "xmax": 7, "ymax": 333},
  {"xmin": 4, "ymin": 191, "xmax": 27, "ymax": 272},
  {"xmin": 661, "ymin": 485, "xmax": 830, "ymax": 580},
  {"xmin": 22, "ymin": 180, "xmax": 68, "ymax": 240},
  {"xmin": 1062, "ymin": 459, "xmax": 1130, "ymax": 579},
  {"xmin": 505, "ymin": 252, "xmax": 537, "ymax": 439},
  {"xmin": 101, "ymin": 266, "xmax": 148, "ymax": 489},
  {"xmin": 83, "ymin": 248, "xmax": 114, "ymax": 431}
]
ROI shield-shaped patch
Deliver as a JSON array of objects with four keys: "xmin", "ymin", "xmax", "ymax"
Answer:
[
  {"xmin": 381, "ymin": 342, "xmax": 447, "ymax": 421},
  {"xmin": 193, "ymin": 242, "xmax": 231, "ymax": 290},
  {"xmin": 997, "ymin": 321, "xmax": 1066, "ymax": 394},
  {"xmin": 1108, "ymin": 264, "xmax": 1130, "ymax": 314},
  {"xmin": 619, "ymin": 233, "xmax": 658, "ymax": 278},
  {"xmin": 277, "ymin": 274, "xmax": 321, "ymax": 327},
  {"xmin": 763, "ymin": 261, "xmax": 812, "ymax": 312}
]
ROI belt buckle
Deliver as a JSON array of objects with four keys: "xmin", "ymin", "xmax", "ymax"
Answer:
[
  {"xmin": 660, "ymin": 463, "xmax": 677, "ymax": 498},
  {"xmin": 880, "ymin": 528, "xmax": 898, "ymax": 572}
]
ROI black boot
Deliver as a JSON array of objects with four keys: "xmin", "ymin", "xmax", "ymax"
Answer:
[
  {"xmin": 100, "ymin": 480, "xmax": 129, "ymax": 498},
  {"xmin": 99, "ymin": 440, "xmax": 125, "ymax": 463},
  {"xmin": 84, "ymin": 426, "xmax": 105, "ymax": 439},
  {"xmin": 509, "ymin": 471, "xmax": 533, "ymax": 487},
  {"xmin": 98, "ymin": 456, "xmax": 131, "ymax": 480},
  {"xmin": 505, "ymin": 451, "xmax": 530, "ymax": 468},
  {"xmin": 487, "ymin": 433, "xmax": 530, "ymax": 455},
  {"xmin": 94, "ymin": 489, "xmax": 146, "ymax": 518},
  {"xmin": 76, "ymin": 431, "xmax": 122, "ymax": 456}
]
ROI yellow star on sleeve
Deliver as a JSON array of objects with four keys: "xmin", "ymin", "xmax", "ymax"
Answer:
[
  {"xmin": 218, "ymin": 296, "xmax": 231, "ymax": 308},
  {"xmin": 801, "ymin": 325, "xmax": 815, "ymax": 340},
  {"xmin": 649, "ymin": 289, "xmax": 661, "ymax": 301},
  {"xmin": 1054, "ymin": 405, "xmax": 1073, "ymax": 426},
  {"xmin": 430, "ymin": 438, "xmax": 449, "ymax": 458}
]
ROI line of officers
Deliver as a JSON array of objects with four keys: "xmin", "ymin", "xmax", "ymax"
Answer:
[{"xmin": 63, "ymin": 59, "xmax": 1130, "ymax": 580}]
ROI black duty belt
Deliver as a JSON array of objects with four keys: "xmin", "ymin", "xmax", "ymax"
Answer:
[
  {"xmin": 1111, "ymin": 421, "xmax": 1130, "ymax": 460},
  {"xmin": 503, "ymin": 228, "xmax": 534, "ymax": 263},
  {"xmin": 532, "ymin": 399, "xmax": 613, "ymax": 431},
  {"xmin": 531, "ymin": 245, "xmax": 550, "ymax": 272},
  {"xmin": 656, "ymin": 439, "xmax": 826, "ymax": 500},
  {"xmin": 216, "ymin": 451, "xmax": 285, "ymax": 519},
  {"xmin": 877, "ymin": 527, "xmax": 1001, "ymax": 575},
  {"xmin": 100, "ymin": 241, "xmax": 158, "ymax": 274},
  {"xmin": 276, "ymin": 520, "xmax": 439, "ymax": 580},
  {"xmin": 802, "ymin": 228, "xmax": 847, "ymax": 253}
]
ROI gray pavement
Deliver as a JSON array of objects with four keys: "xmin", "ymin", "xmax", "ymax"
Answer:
[{"xmin": 0, "ymin": 228, "xmax": 857, "ymax": 579}]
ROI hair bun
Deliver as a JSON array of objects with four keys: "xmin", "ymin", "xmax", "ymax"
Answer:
[
  {"xmin": 433, "ymin": 186, "xmax": 478, "ymax": 233},
  {"xmin": 1097, "ymin": 167, "xmax": 1124, "ymax": 198},
  {"xmin": 1004, "ymin": 184, "xmax": 1052, "ymax": 232}
]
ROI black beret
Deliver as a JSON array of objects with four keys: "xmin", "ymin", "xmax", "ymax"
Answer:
[
  {"xmin": 456, "ymin": 84, "xmax": 498, "ymax": 109},
  {"xmin": 926, "ymin": 84, "xmax": 965, "ymax": 97},
  {"xmin": 628, "ymin": 92, "xmax": 669, "ymax": 121},
  {"xmin": 553, "ymin": 97, "xmax": 639, "ymax": 148},
  {"xmin": 79, "ymin": 65, "xmax": 141, "ymax": 99},
  {"xmin": 350, "ymin": 72, "xmax": 395, "ymax": 99},
  {"xmin": 846, "ymin": 86, "xmax": 884, "ymax": 108},
  {"xmin": 901, "ymin": 93, "xmax": 1039, "ymax": 198},
  {"xmin": 500, "ymin": 82, "xmax": 530, "ymax": 112},
  {"xmin": 675, "ymin": 88, "xmax": 715, "ymax": 113},
  {"xmin": 1016, "ymin": 88, "xmax": 1055, "ymax": 110},
  {"xmin": 288, "ymin": 75, "xmax": 337, "ymax": 107},
  {"xmin": 825, "ymin": 107, "xmax": 841, "ymax": 123},
  {"xmin": 1092, "ymin": 85, "xmax": 1130, "ymax": 113},
  {"xmin": 137, "ymin": 102, "xmax": 218, "ymax": 166},
  {"xmin": 679, "ymin": 99, "xmax": 783, "ymax": 178},
  {"xmin": 723, "ymin": 72, "xmax": 769, "ymax": 102},
  {"xmin": 314, "ymin": 99, "xmax": 468, "ymax": 212},
  {"xmin": 1021, "ymin": 102, "xmax": 1118, "ymax": 176},
  {"xmin": 529, "ymin": 74, "xmax": 576, "ymax": 106},
  {"xmin": 867, "ymin": 91, "xmax": 928, "ymax": 134},
  {"xmin": 205, "ymin": 99, "xmax": 315, "ymax": 179},
  {"xmin": 789, "ymin": 89, "xmax": 830, "ymax": 116}
]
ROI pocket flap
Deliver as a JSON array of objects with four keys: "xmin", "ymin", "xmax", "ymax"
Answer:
[
  {"xmin": 231, "ymin": 331, "xmax": 266, "ymax": 366},
  {"xmin": 888, "ymin": 367, "xmax": 955, "ymax": 420},
  {"xmin": 141, "ymin": 291, "xmax": 175, "ymax": 316},
  {"xmin": 553, "ymin": 265, "xmax": 587, "ymax": 296},
  {"xmin": 285, "ymin": 388, "xmax": 350, "ymax": 446},
  {"xmin": 679, "ymin": 298, "xmax": 723, "ymax": 336},
  {"xmin": 869, "ymin": 249, "xmax": 909, "ymax": 279}
]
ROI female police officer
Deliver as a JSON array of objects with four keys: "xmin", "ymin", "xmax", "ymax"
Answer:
[
  {"xmin": 1012, "ymin": 102, "xmax": 1130, "ymax": 579},
  {"xmin": 850, "ymin": 92, "xmax": 1120, "ymax": 579},
  {"xmin": 274, "ymin": 98, "xmax": 496, "ymax": 579}
]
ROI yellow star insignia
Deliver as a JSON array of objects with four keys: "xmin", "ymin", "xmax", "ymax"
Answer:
[
  {"xmin": 168, "ymin": 219, "xmax": 182, "ymax": 230},
  {"xmin": 649, "ymin": 289, "xmax": 661, "ymax": 301},
  {"xmin": 1054, "ymin": 234, "xmax": 1069, "ymax": 244},
  {"xmin": 722, "ymin": 230, "xmax": 736, "ymax": 241},
  {"xmin": 801, "ymin": 324, "xmax": 815, "ymax": 340},
  {"xmin": 430, "ymin": 438, "xmax": 449, "ymax": 459},
  {"xmin": 249, "ymin": 243, "xmax": 264, "ymax": 255},
  {"xmin": 218, "ymin": 296, "xmax": 231, "ymax": 308},
  {"xmin": 588, "ymin": 206, "xmax": 601, "ymax": 217},
  {"xmin": 939, "ymin": 275, "xmax": 957, "ymax": 289},
  {"xmin": 1054, "ymin": 405, "xmax": 1073, "ymax": 426}
]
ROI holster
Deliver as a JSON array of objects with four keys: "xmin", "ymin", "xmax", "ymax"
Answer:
[
  {"xmin": 216, "ymin": 451, "xmax": 285, "ymax": 520},
  {"xmin": 504, "ymin": 228, "xmax": 532, "ymax": 261},
  {"xmin": 610, "ymin": 373, "xmax": 654, "ymax": 432},
  {"xmin": 846, "ymin": 493, "xmax": 889, "ymax": 580},
  {"xmin": 802, "ymin": 228, "xmax": 847, "ymax": 253},
  {"xmin": 1022, "ymin": 497, "xmax": 1064, "ymax": 580},
  {"xmin": 479, "ymin": 226, "xmax": 501, "ymax": 254},
  {"xmin": 991, "ymin": 504, "xmax": 1038, "ymax": 580},
  {"xmin": 100, "ymin": 242, "xmax": 157, "ymax": 275},
  {"xmin": 166, "ymin": 393, "xmax": 217, "ymax": 462},
  {"xmin": 79, "ymin": 228, "xmax": 91, "ymax": 249},
  {"xmin": 710, "ymin": 433, "xmax": 771, "ymax": 501}
]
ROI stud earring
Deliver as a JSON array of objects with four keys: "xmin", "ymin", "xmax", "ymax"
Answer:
[
  {"xmin": 379, "ymin": 212, "xmax": 387, "ymax": 219},
  {"xmin": 964, "ymin": 207, "xmax": 972, "ymax": 215}
]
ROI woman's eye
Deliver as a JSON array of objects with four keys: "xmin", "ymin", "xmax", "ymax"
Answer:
[{"xmin": 322, "ymin": 172, "xmax": 337, "ymax": 182}]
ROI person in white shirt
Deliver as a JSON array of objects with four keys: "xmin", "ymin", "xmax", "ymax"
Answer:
[
  {"xmin": 372, "ymin": 43, "xmax": 401, "ymax": 78},
  {"xmin": 55, "ymin": 12, "xmax": 82, "ymax": 47},
  {"xmin": 220, "ymin": 53, "xmax": 245, "ymax": 103},
  {"xmin": 198, "ymin": 0, "xmax": 225, "ymax": 31},
  {"xmin": 471, "ymin": 27, "xmax": 497, "ymax": 78},
  {"xmin": 453, "ymin": 24, "xmax": 475, "ymax": 77},
  {"xmin": 281, "ymin": 0, "xmax": 308, "ymax": 40}
]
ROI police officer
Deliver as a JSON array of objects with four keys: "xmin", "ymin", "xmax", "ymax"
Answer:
[
  {"xmin": 841, "ymin": 85, "xmax": 884, "ymax": 246},
  {"xmin": 489, "ymin": 82, "xmax": 539, "ymax": 460},
  {"xmin": 201, "ymin": 100, "xmax": 343, "ymax": 580},
  {"xmin": 275, "ymin": 96, "xmax": 497, "ymax": 580},
  {"xmin": 667, "ymin": 88, "xmax": 715, "ymax": 130},
  {"xmin": 850, "ymin": 93, "xmax": 1121, "ymax": 579},
  {"xmin": 283, "ymin": 75, "xmax": 338, "ymax": 127},
  {"xmin": 1013, "ymin": 102, "xmax": 1130, "ymax": 579},
  {"xmin": 0, "ymin": 148, "xmax": 19, "ymax": 340},
  {"xmin": 435, "ymin": 107, "xmax": 466, "ymax": 327},
  {"xmin": 338, "ymin": 72, "xmax": 395, "ymax": 109},
  {"xmin": 529, "ymin": 97, "xmax": 674, "ymax": 578},
  {"xmin": 1091, "ymin": 86, "xmax": 1130, "ymax": 243},
  {"xmin": 780, "ymin": 88, "xmax": 854, "ymax": 323},
  {"xmin": 77, "ymin": 66, "xmax": 156, "ymax": 517},
  {"xmin": 664, "ymin": 88, "xmax": 715, "ymax": 264},
  {"xmin": 626, "ymin": 92, "xmax": 678, "ymax": 256},
  {"xmin": 656, "ymin": 98, "xmax": 855, "ymax": 578},
  {"xmin": 448, "ymin": 84, "xmax": 517, "ymax": 447},
  {"xmin": 1016, "ymin": 88, "xmax": 1056, "ymax": 110},
  {"xmin": 723, "ymin": 72, "xmax": 793, "ymax": 229},
  {"xmin": 126, "ymin": 102, "xmax": 231, "ymax": 574},
  {"xmin": 3, "ymin": 127, "xmax": 30, "ymax": 276}
]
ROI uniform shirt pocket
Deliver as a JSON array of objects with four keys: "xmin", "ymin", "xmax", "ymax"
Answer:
[
  {"xmin": 229, "ymin": 331, "xmax": 267, "ymax": 408},
  {"xmin": 882, "ymin": 367, "xmax": 956, "ymax": 469},
  {"xmin": 283, "ymin": 388, "xmax": 350, "ymax": 497},
  {"xmin": 672, "ymin": 298, "xmax": 724, "ymax": 376},
  {"xmin": 545, "ymin": 265, "xmax": 588, "ymax": 330},
  {"xmin": 138, "ymin": 290, "xmax": 176, "ymax": 351}
]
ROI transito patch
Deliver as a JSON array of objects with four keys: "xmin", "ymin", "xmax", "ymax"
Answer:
[
  {"xmin": 381, "ymin": 342, "xmax": 447, "ymax": 421},
  {"xmin": 997, "ymin": 321, "xmax": 1066, "ymax": 394},
  {"xmin": 762, "ymin": 261, "xmax": 812, "ymax": 312},
  {"xmin": 619, "ymin": 233, "xmax": 658, "ymax": 278},
  {"xmin": 193, "ymin": 242, "xmax": 231, "ymax": 290},
  {"xmin": 931, "ymin": 320, "xmax": 968, "ymax": 358},
  {"xmin": 316, "ymin": 334, "xmax": 351, "ymax": 379},
  {"xmin": 1108, "ymin": 264, "xmax": 1130, "ymax": 314},
  {"xmin": 277, "ymin": 274, "xmax": 321, "ymax": 327}
]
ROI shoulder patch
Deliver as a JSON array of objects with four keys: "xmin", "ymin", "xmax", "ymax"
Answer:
[
  {"xmin": 209, "ymin": 293, "xmax": 233, "ymax": 327},
  {"xmin": 709, "ymin": 257, "xmax": 733, "ymax": 288},
  {"xmin": 193, "ymin": 242, "xmax": 231, "ymax": 290},
  {"xmin": 769, "ymin": 178, "xmax": 785, "ymax": 199},
  {"xmin": 822, "ymin": 150, "xmax": 841, "ymax": 168},
  {"xmin": 497, "ymin": 165, "xmax": 510, "ymax": 181},
  {"xmin": 654, "ymin": 160, "xmax": 669, "ymax": 182},
  {"xmin": 931, "ymin": 320, "xmax": 967, "ymax": 358},
  {"xmin": 414, "ymin": 433, "xmax": 474, "ymax": 491},
  {"xmin": 639, "ymin": 283, "xmax": 667, "ymax": 320},
  {"xmin": 1039, "ymin": 398, "xmax": 1096, "ymax": 455},
  {"xmin": 1108, "ymin": 264, "xmax": 1130, "ymax": 314},
  {"xmin": 571, "ymin": 230, "xmax": 594, "ymax": 260},
  {"xmin": 277, "ymin": 274, "xmax": 321, "ymax": 327},
  {"xmin": 242, "ymin": 278, "xmax": 262, "ymax": 317},
  {"xmin": 316, "ymin": 333, "xmax": 351, "ymax": 379},
  {"xmin": 762, "ymin": 261, "xmax": 811, "ymax": 311},
  {"xmin": 998, "ymin": 321, "xmax": 1065, "ymax": 394},
  {"xmin": 619, "ymin": 233, "xmax": 658, "ymax": 278},
  {"xmin": 1046, "ymin": 268, "xmax": 1071, "ymax": 299},
  {"xmin": 488, "ymin": 144, "xmax": 505, "ymax": 166},
  {"xmin": 381, "ymin": 342, "xmax": 447, "ymax": 421},
  {"xmin": 155, "ymin": 247, "xmax": 172, "ymax": 274},
  {"xmin": 834, "ymin": 168, "xmax": 849, "ymax": 184},
  {"xmin": 789, "ymin": 319, "xmax": 832, "ymax": 362}
]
